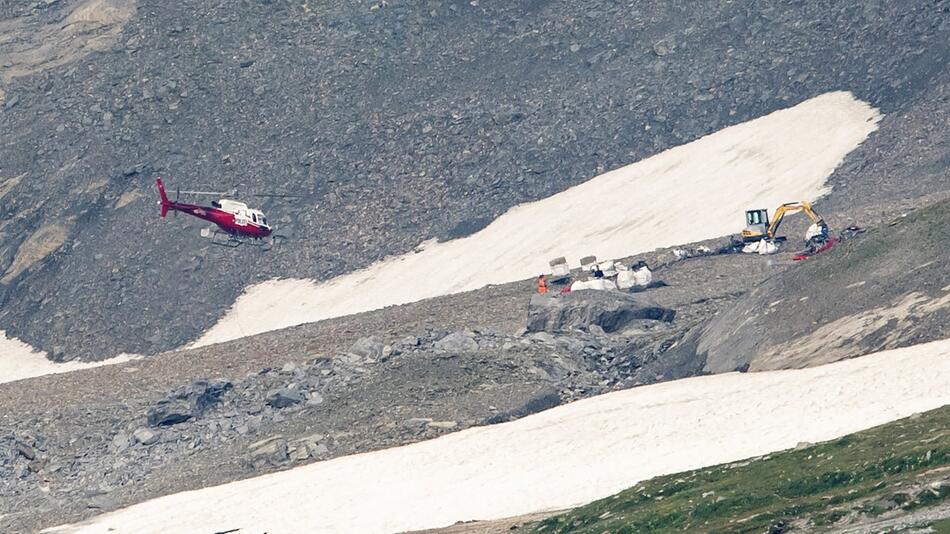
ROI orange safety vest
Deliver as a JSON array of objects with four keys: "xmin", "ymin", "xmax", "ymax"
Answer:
[{"xmin": 537, "ymin": 277, "xmax": 548, "ymax": 294}]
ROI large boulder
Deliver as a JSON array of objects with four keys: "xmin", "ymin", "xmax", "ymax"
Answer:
[
  {"xmin": 187, "ymin": 379, "xmax": 233, "ymax": 413},
  {"xmin": 146, "ymin": 399, "xmax": 194, "ymax": 427},
  {"xmin": 434, "ymin": 331, "xmax": 479, "ymax": 353},
  {"xmin": 147, "ymin": 379, "xmax": 232, "ymax": 427},
  {"xmin": 266, "ymin": 388, "xmax": 305, "ymax": 409},
  {"xmin": 249, "ymin": 436, "xmax": 289, "ymax": 467},
  {"xmin": 348, "ymin": 336, "xmax": 385, "ymax": 360},
  {"xmin": 132, "ymin": 428, "xmax": 160, "ymax": 446},
  {"xmin": 527, "ymin": 290, "xmax": 675, "ymax": 334}
]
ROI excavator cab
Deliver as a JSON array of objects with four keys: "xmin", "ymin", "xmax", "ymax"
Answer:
[
  {"xmin": 742, "ymin": 209, "xmax": 770, "ymax": 242},
  {"xmin": 740, "ymin": 201, "xmax": 826, "ymax": 244}
]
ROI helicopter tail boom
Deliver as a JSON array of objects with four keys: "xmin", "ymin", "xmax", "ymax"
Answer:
[{"xmin": 156, "ymin": 178, "xmax": 171, "ymax": 218}]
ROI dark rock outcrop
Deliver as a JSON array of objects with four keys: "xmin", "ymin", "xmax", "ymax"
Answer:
[
  {"xmin": 486, "ymin": 391, "xmax": 562, "ymax": 425},
  {"xmin": 527, "ymin": 290, "xmax": 675, "ymax": 334},
  {"xmin": 146, "ymin": 399, "xmax": 194, "ymax": 427},
  {"xmin": 147, "ymin": 379, "xmax": 232, "ymax": 427},
  {"xmin": 265, "ymin": 388, "xmax": 304, "ymax": 409}
]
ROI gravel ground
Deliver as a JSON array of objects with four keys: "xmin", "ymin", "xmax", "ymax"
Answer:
[{"xmin": 0, "ymin": 243, "xmax": 773, "ymax": 533}]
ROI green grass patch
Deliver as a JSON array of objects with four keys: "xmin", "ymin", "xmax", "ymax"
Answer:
[
  {"xmin": 930, "ymin": 517, "xmax": 950, "ymax": 534},
  {"xmin": 532, "ymin": 406, "xmax": 950, "ymax": 533},
  {"xmin": 801, "ymin": 197, "xmax": 950, "ymax": 279}
]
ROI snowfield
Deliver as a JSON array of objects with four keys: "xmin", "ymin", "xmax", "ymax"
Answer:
[
  {"xmin": 46, "ymin": 337, "xmax": 950, "ymax": 534},
  {"xmin": 193, "ymin": 91, "xmax": 880, "ymax": 348},
  {"xmin": 0, "ymin": 331, "xmax": 139, "ymax": 384}
]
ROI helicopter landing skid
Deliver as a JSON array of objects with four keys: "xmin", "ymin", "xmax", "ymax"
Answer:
[
  {"xmin": 201, "ymin": 227, "xmax": 243, "ymax": 248},
  {"xmin": 268, "ymin": 233, "xmax": 288, "ymax": 250},
  {"xmin": 201, "ymin": 227, "xmax": 285, "ymax": 250}
]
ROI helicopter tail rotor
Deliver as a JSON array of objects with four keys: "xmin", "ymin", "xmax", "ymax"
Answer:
[{"xmin": 156, "ymin": 178, "xmax": 172, "ymax": 218}]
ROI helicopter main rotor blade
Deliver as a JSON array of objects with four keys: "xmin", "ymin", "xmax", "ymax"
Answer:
[
  {"xmin": 170, "ymin": 188, "xmax": 303, "ymax": 199},
  {"xmin": 176, "ymin": 190, "xmax": 229, "ymax": 196}
]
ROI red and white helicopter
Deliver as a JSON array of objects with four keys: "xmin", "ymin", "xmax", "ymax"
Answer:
[{"xmin": 156, "ymin": 178, "xmax": 287, "ymax": 248}]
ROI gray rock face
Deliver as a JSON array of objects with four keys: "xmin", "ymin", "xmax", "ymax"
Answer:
[
  {"xmin": 249, "ymin": 436, "xmax": 288, "ymax": 466},
  {"xmin": 146, "ymin": 399, "xmax": 194, "ymax": 427},
  {"xmin": 265, "ymin": 388, "xmax": 304, "ymax": 409},
  {"xmin": 132, "ymin": 428, "xmax": 159, "ymax": 446},
  {"xmin": 527, "ymin": 291, "xmax": 675, "ymax": 334},
  {"xmin": 486, "ymin": 391, "xmax": 563, "ymax": 425},
  {"xmin": 307, "ymin": 443, "xmax": 330, "ymax": 458},
  {"xmin": 110, "ymin": 433, "xmax": 131, "ymax": 453},
  {"xmin": 14, "ymin": 440, "xmax": 36, "ymax": 461},
  {"xmin": 434, "ymin": 331, "xmax": 479, "ymax": 353},
  {"xmin": 305, "ymin": 391, "xmax": 324, "ymax": 406},
  {"xmin": 349, "ymin": 336, "xmax": 385, "ymax": 360},
  {"xmin": 292, "ymin": 433, "xmax": 326, "ymax": 460}
]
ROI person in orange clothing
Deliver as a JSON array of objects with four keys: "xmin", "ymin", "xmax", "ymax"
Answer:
[{"xmin": 537, "ymin": 274, "xmax": 548, "ymax": 295}]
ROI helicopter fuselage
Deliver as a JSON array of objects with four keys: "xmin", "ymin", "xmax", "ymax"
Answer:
[{"xmin": 156, "ymin": 178, "xmax": 272, "ymax": 239}]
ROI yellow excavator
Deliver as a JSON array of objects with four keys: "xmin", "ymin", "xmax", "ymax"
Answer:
[{"xmin": 741, "ymin": 201, "xmax": 829, "ymax": 244}]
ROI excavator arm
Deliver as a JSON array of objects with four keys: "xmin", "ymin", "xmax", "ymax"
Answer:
[{"xmin": 766, "ymin": 201, "xmax": 826, "ymax": 239}]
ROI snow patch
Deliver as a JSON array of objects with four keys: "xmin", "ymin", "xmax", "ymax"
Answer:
[
  {"xmin": 194, "ymin": 91, "xmax": 881, "ymax": 348},
  {"xmin": 47, "ymin": 337, "xmax": 950, "ymax": 534},
  {"xmin": 0, "ymin": 331, "xmax": 139, "ymax": 385}
]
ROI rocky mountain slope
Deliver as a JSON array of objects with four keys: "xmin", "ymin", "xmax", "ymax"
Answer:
[
  {"xmin": 686, "ymin": 197, "xmax": 950, "ymax": 374},
  {"xmin": 1, "ymin": 2, "xmax": 949, "ymax": 531},
  {"xmin": 0, "ymin": 244, "xmax": 747, "ymax": 533},
  {"xmin": 0, "ymin": 0, "xmax": 948, "ymax": 360},
  {"xmin": 3, "ymin": 212, "xmax": 948, "ymax": 532},
  {"xmin": 35, "ymin": 338, "xmax": 950, "ymax": 534}
]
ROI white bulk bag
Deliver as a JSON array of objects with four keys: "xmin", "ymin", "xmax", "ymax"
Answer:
[
  {"xmin": 570, "ymin": 279, "xmax": 617, "ymax": 291},
  {"xmin": 632, "ymin": 266, "xmax": 653, "ymax": 287}
]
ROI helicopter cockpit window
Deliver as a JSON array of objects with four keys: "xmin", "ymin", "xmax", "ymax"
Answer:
[{"xmin": 261, "ymin": 217, "xmax": 268, "ymax": 227}]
